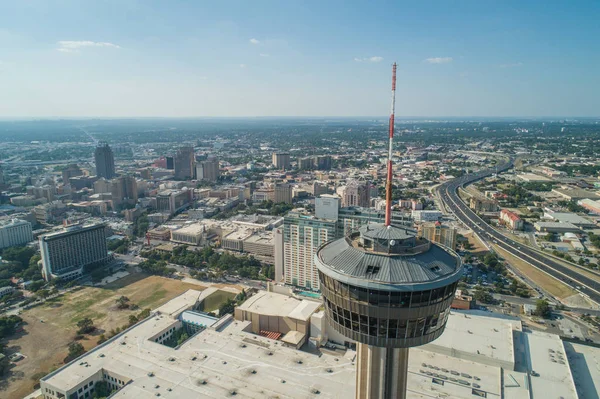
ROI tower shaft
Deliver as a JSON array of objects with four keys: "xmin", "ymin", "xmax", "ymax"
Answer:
[{"xmin": 356, "ymin": 344, "xmax": 409, "ymax": 399}]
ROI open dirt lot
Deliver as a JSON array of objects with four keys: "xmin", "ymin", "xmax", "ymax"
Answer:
[{"xmin": 0, "ymin": 274, "xmax": 203, "ymax": 399}]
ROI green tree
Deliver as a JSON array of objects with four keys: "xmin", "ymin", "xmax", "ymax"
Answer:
[
  {"xmin": 92, "ymin": 381, "xmax": 111, "ymax": 398},
  {"xmin": 218, "ymin": 298, "xmax": 237, "ymax": 315},
  {"xmin": 533, "ymin": 299, "xmax": 551, "ymax": 318},
  {"xmin": 68, "ymin": 342, "xmax": 85, "ymax": 358},
  {"xmin": 77, "ymin": 318, "xmax": 95, "ymax": 334},
  {"xmin": 116, "ymin": 296, "xmax": 130, "ymax": 309},
  {"xmin": 128, "ymin": 315, "xmax": 139, "ymax": 326}
]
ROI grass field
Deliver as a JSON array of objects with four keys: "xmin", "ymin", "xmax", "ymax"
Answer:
[
  {"xmin": 1, "ymin": 274, "xmax": 203, "ymax": 399},
  {"xmin": 493, "ymin": 244, "xmax": 577, "ymax": 299}
]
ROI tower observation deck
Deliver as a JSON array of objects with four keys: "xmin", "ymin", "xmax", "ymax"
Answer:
[{"xmin": 315, "ymin": 223, "xmax": 462, "ymax": 399}]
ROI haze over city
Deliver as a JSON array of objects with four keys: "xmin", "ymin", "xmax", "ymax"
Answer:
[
  {"xmin": 1, "ymin": 0, "xmax": 599, "ymax": 117},
  {"xmin": 1, "ymin": 2, "xmax": 600, "ymax": 399}
]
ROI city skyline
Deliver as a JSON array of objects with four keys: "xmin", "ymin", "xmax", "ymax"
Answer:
[{"xmin": 1, "ymin": 1, "xmax": 599, "ymax": 117}]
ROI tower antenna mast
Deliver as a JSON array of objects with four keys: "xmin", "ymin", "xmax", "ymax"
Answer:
[{"xmin": 385, "ymin": 63, "xmax": 397, "ymax": 226}]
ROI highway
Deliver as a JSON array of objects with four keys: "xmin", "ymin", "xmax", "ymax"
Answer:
[{"xmin": 437, "ymin": 161, "xmax": 600, "ymax": 305}]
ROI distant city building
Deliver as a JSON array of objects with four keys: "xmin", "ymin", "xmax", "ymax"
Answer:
[
  {"xmin": 156, "ymin": 189, "xmax": 192, "ymax": 215},
  {"xmin": 418, "ymin": 221, "xmax": 457, "ymax": 250},
  {"xmin": 338, "ymin": 180, "xmax": 370, "ymax": 208},
  {"xmin": 274, "ymin": 183, "xmax": 293, "ymax": 204},
  {"xmin": 470, "ymin": 197, "xmax": 499, "ymax": 212},
  {"xmin": 196, "ymin": 156, "xmax": 220, "ymax": 182},
  {"xmin": 315, "ymin": 195, "xmax": 340, "ymax": 220},
  {"xmin": 93, "ymin": 178, "xmax": 112, "ymax": 194},
  {"xmin": 534, "ymin": 222, "xmax": 580, "ymax": 234},
  {"xmin": 62, "ymin": 164, "xmax": 83, "ymax": 183},
  {"xmin": 312, "ymin": 181, "xmax": 331, "ymax": 197},
  {"xmin": 94, "ymin": 143, "xmax": 116, "ymax": 179},
  {"xmin": 500, "ymin": 209, "xmax": 524, "ymax": 230},
  {"xmin": 578, "ymin": 198, "xmax": 600, "ymax": 215},
  {"xmin": 297, "ymin": 156, "xmax": 314, "ymax": 170},
  {"xmin": 40, "ymin": 223, "xmax": 111, "ymax": 281},
  {"xmin": 411, "ymin": 210, "xmax": 442, "ymax": 222},
  {"xmin": 111, "ymin": 176, "xmax": 138, "ymax": 209},
  {"xmin": 272, "ymin": 152, "xmax": 291, "ymax": 170},
  {"xmin": 174, "ymin": 146, "xmax": 195, "ymax": 180},
  {"xmin": 165, "ymin": 156, "xmax": 174, "ymax": 170},
  {"xmin": 315, "ymin": 155, "xmax": 332, "ymax": 170},
  {"xmin": 0, "ymin": 219, "xmax": 33, "ymax": 249}
]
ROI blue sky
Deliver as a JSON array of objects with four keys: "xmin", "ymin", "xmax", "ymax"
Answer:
[{"xmin": 0, "ymin": 0, "xmax": 598, "ymax": 117}]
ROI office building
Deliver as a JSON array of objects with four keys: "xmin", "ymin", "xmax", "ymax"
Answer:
[
  {"xmin": 470, "ymin": 197, "xmax": 499, "ymax": 212},
  {"xmin": 338, "ymin": 180, "xmax": 370, "ymax": 208},
  {"xmin": 274, "ymin": 183, "xmax": 293, "ymax": 204},
  {"xmin": 165, "ymin": 156, "xmax": 174, "ymax": 170},
  {"xmin": 418, "ymin": 221, "xmax": 458, "ymax": 250},
  {"xmin": 39, "ymin": 223, "xmax": 111, "ymax": 281},
  {"xmin": 272, "ymin": 152, "xmax": 291, "ymax": 170},
  {"xmin": 196, "ymin": 156, "xmax": 220, "ymax": 182},
  {"xmin": 174, "ymin": 146, "xmax": 195, "ymax": 180},
  {"xmin": 411, "ymin": 210, "xmax": 442, "ymax": 222},
  {"xmin": 156, "ymin": 189, "xmax": 192, "ymax": 215},
  {"xmin": 0, "ymin": 219, "xmax": 33, "ymax": 249},
  {"xmin": 94, "ymin": 143, "xmax": 115, "ymax": 179},
  {"xmin": 315, "ymin": 222, "xmax": 462, "ymax": 399},
  {"xmin": 315, "ymin": 155, "xmax": 332, "ymax": 170},
  {"xmin": 61, "ymin": 164, "xmax": 83, "ymax": 183},
  {"xmin": 111, "ymin": 176, "xmax": 138, "ymax": 209},
  {"xmin": 297, "ymin": 156, "xmax": 314, "ymax": 170},
  {"xmin": 315, "ymin": 195, "xmax": 340, "ymax": 220}
]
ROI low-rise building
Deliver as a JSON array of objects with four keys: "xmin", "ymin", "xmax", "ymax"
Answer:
[
  {"xmin": 534, "ymin": 222, "xmax": 581, "ymax": 234},
  {"xmin": 411, "ymin": 210, "xmax": 442, "ymax": 222},
  {"xmin": 500, "ymin": 209, "xmax": 524, "ymax": 230},
  {"xmin": 170, "ymin": 223, "xmax": 211, "ymax": 246},
  {"xmin": 243, "ymin": 232, "xmax": 275, "ymax": 257}
]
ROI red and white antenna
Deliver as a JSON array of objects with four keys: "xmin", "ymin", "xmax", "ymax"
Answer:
[{"xmin": 385, "ymin": 63, "xmax": 397, "ymax": 226}]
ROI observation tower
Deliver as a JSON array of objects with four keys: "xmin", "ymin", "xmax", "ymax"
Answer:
[{"xmin": 314, "ymin": 64, "xmax": 462, "ymax": 399}]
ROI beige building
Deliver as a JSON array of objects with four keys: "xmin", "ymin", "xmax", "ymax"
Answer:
[
  {"xmin": 234, "ymin": 291, "xmax": 320, "ymax": 348},
  {"xmin": 418, "ymin": 221, "xmax": 457, "ymax": 250},
  {"xmin": 272, "ymin": 152, "xmax": 291, "ymax": 170},
  {"xmin": 274, "ymin": 183, "xmax": 293, "ymax": 204},
  {"xmin": 470, "ymin": 197, "xmax": 498, "ymax": 212},
  {"xmin": 243, "ymin": 233, "xmax": 275, "ymax": 257},
  {"xmin": 337, "ymin": 180, "xmax": 370, "ymax": 208},
  {"xmin": 171, "ymin": 223, "xmax": 211, "ymax": 246}
]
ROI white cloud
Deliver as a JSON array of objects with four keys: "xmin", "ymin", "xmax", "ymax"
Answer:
[
  {"xmin": 259, "ymin": 53, "xmax": 270, "ymax": 57},
  {"xmin": 57, "ymin": 40, "xmax": 121, "ymax": 53},
  {"xmin": 425, "ymin": 57, "xmax": 453, "ymax": 64},
  {"xmin": 240, "ymin": 64, "xmax": 246, "ymax": 68},
  {"xmin": 249, "ymin": 38, "xmax": 260, "ymax": 45},
  {"xmin": 354, "ymin": 56, "xmax": 383, "ymax": 63},
  {"xmin": 499, "ymin": 62, "xmax": 523, "ymax": 68}
]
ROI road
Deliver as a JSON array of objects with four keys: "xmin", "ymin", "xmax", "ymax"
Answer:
[{"xmin": 437, "ymin": 161, "xmax": 600, "ymax": 305}]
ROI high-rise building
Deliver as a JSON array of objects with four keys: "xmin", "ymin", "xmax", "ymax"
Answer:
[
  {"xmin": 418, "ymin": 221, "xmax": 457, "ymax": 250},
  {"xmin": 315, "ymin": 155, "xmax": 332, "ymax": 170},
  {"xmin": 283, "ymin": 211, "xmax": 336, "ymax": 290},
  {"xmin": 338, "ymin": 180, "xmax": 370, "ymax": 208},
  {"xmin": 315, "ymin": 195, "xmax": 340, "ymax": 220},
  {"xmin": 174, "ymin": 147, "xmax": 195, "ymax": 180},
  {"xmin": 62, "ymin": 164, "xmax": 83, "ymax": 183},
  {"xmin": 165, "ymin": 156, "xmax": 174, "ymax": 170},
  {"xmin": 196, "ymin": 156, "xmax": 220, "ymax": 182},
  {"xmin": 282, "ymin": 200, "xmax": 410, "ymax": 291},
  {"xmin": 94, "ymin": 143, "xmax": 116, "ymax": 179},
  {"xmin": 0, "ymin": 219, "xmax": 33, "ymax": 249},
  {"xmin": 274, "ymin": 183, "xmax": 293, "ymax": 204},
  {"xmin": 272, "ymin": 152, "xmax": 291, "ymax": 170},
  {"xmin": 315, "ymin": 223, "xmax": 462, "ymax": 399},
  {"xmin": 40, "ymin": 223, "xmax": 111, "ymax": 281},
  {"xmin": 111, "ymin": 176, "xmax": 138, "ymax": 209},
  {"xmin": 297, "ymin": 156, "xmax": 314, "ymax": 170}
]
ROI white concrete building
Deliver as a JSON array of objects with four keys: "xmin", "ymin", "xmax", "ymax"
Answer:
[{"xmin": 0, "ymin": 219, "xmax": 33, "ymax": 249}]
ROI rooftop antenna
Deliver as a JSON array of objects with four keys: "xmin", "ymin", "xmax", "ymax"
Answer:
[{"xmin": 384, "ymin": 63, "xmax": 397, "ymax": 226}]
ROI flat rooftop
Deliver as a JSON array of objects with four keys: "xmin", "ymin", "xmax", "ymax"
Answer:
[
  {"xmin": 236, "ymin": 291, "xmax": 320, "ymax": 321},
  {"xmin": 172, "ymin": 223, "xmax": 206, "ymax": 235}
]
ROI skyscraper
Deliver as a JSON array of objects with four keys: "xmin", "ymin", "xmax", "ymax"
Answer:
[
  {"xmin": 338, "ymin": 180, "xmax": 370, "ymax": 208},
  {"xmin": 196, "ymin": 156, "xmax": 220, "ymax": 182},
  {"xmin": 40, "ymin": 223, "xmax": 111, "ymax": 281},
  {"xmin": 274, "ymin": 183, "xmax": 293, "ymax": 204},
  {"xmin": 174, "ymin": 146, "xmax": 195, "ymax": 180},
  {"xmin": 94, "ymin": 143, "xmax": 116, "ymax": 179},
  {"xmin": 110, "ymin": 176, "xmax": 138, "ymax": 209},
  {"xmin": 272, "ymin": 152, "xmax": 291, "ymax": 170},
  {"xmin": 418, "ymin": 221, "xmax": 458, "ymax": 250}
]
